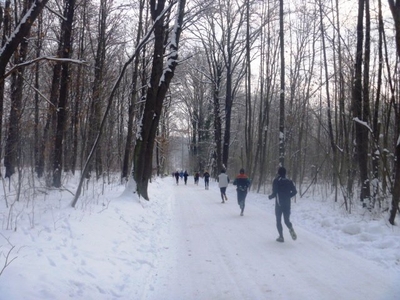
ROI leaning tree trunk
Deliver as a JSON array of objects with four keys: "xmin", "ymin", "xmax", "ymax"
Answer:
[{"xmin": 0, "ymin": 0, "xmax": 49, "ymax": 176}]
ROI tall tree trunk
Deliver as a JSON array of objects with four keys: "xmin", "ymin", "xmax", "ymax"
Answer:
[
  {"xmin": 279, "ymin": 0, "xmax": 285, "ymax": 166},
  {"xmin": 133, "ymin": 0, "xmax": 186, "ymax": 199},
  {"xmin": 122, "ymin": 0, "xmax": 144, "ymax": 182},
  {"xmin": 53, "ymin": 0, "xmax": 76, "ymax": 187},
  {"xmin": 0, "ymin": 0, "xmax": 48, "ymax": 176},
  {"xmin": 387, "ymin": 0, "xmax": 400, "ymax": 224},
  {"xmin": 4, "ymin": 0, "xmax": 31, "ymax": 179},
  {"xmin": 86, "ymin": 0, "xmax": 108, "ymax": 180},
  {"xmin": 244, "ymin": 0, "xmax": 253, "ymax": 175},
  {"xmin": 318, "ymin": 0, "xmax": 337, "ymax": 199},
  {"xmin": 222, "ymin": 61, "xmax": 233, "ymax": 169},
  {"xmin": 34, "ymin": 14, "xmax": 43, "ymax": 177},
  {"xmin": 212, "ymin": 64, "xmax": 223, "ymax": 172},
  {"xmin": 0, "ymin": 0, "xmax": 11, "ymax": 177},
  {"xmin": 372, "ymin": 0, "xmax": 383, "ymax": 189},
  {"xmin": 352, "ymin": 0, "xmax": 371, "ymax": 208}
]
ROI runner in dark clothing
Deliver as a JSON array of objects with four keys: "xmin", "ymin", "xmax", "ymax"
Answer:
[
  {"xmin": 269, "ymin": 167, "xmax": 297, "ymax": 242},
  {"xmin": 174, "ymin": 171, "xmax": 180, "ymax": 185},
  {"xmin": 203, "ymin": 171, "xmax": 210, "ymax": 190},
  {"xmin": 194, "ymin": 172, "xmax": 199, "ymax": 185},
  {"xmin": 233, "ymin": 168, "xmax": 251, "ymax": 216}
]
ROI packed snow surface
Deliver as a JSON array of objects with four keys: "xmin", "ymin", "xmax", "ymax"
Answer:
[{"xmin": 0, "ymin": 175, "xmax": 399, "ymax": 299}]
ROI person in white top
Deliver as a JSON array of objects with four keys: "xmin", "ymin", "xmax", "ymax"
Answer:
[{"xmin": 218, "ymin": 169, "xmax": 230, "ymax": 203}]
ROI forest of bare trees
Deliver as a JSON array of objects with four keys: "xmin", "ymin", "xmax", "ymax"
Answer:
[{"xmin": 0, "ymin": 0, "xmax": 400, "ymax": 222}]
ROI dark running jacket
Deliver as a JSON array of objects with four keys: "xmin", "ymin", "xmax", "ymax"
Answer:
[
  {"xmin": 233, "ymin": 174, "xmax": 251, "ymax": 192},
  {"xmin": 269, "ymin": 176, "xmax": 297, "ymax": 206}
]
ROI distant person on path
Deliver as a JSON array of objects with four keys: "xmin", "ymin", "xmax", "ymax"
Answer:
[
  {"xmin": 268, "ymin": 167, "xmax": 297, "ymax": 243},
  {"xmin": 218, "ymin": 169, "xmax": 230, "ymax": 203},
  {"xmin": 233, "ymin": 168, "xmax": 251, "ymax": 216},
  {"xmin": 183, "ymin": 170, "xmax": 189, "ymax": 185},
  {"xmin": 174, "ymin": 171, "xmax": 180, "ymax": 185},
  {"xmin": 203, "ymin": 170, "xmax": 210, "ymax": 190},
  {"xmin": 194, "ymin": 172, "xmax": 199, "ymax": 185}
]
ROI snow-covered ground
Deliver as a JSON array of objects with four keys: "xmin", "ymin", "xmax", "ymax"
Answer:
[{"xmin": 0, "ymin": 174, "xmax": 399, "ymax": 299}]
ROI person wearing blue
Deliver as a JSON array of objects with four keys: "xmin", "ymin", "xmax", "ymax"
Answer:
[
  {"xmin": 203, "ymin": 171, "xmax": 210, "ymax": 190},
  {"xmin": 183, "ymin": 170, "xmax": 189, "ymax": 185},
  {"xmin": 268, "ymin": 167, "xmax": 297, "ymax": 242},
  {"xmin": 218, "ymin": 169, "xmax": 229, "ymax": 203},
  {"xmin": 233, "ymin": 168, "xmax": 251, "ymax": 216},
  {"xmin": 174, "ymin": 171, "xmax": 180, "ymax": 185}
]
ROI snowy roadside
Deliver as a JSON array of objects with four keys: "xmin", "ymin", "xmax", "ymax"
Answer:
[
  {"xmin": 248, "ymin": 185, "xmax": 400, "ymax": 272},
  {"xmin": 0, "ymin": 174, "xmax": 399, "ymax": 299},
  {"xmin": 0, "ymin": 175, "xmax": 174, "ymax": 299}
]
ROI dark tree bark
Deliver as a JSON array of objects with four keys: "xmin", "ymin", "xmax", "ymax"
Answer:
[
  {"xmin": 38, "ymin": 40, "xmax": 62, "ymax": 178},
  {"xmin": 244, "ymin": 0, "xmax": 253, "ymax": 174},
  {"xmin": 203, "ymin": 34, "xmax": 224, "ymax": 174},
  {"xmin": 372, "ymin": 0, "xmax": 383, "ymax": 188},
  {"xmin": 122, "ymin": 0, "xmax": 145, "ymax": 182},
  {"xmin": 387, "ymin": 0, "xmax": 400, "ymax": 224},
  {"xmin": 0, "ymin": 0, "xmax": 48, "ymax": 176},
  {"xmin": 318, "ymin": 0, "xmax": 337, "ymax": 198},
  {"xmin": 0, "ymin": 0, "xmax": 11, "ymax": 177},
  {"xmin": 133, "ymin": 0, "xmax": 186, "ymax": 200},
  {"xmin": 86, "ymin": 0, "xmax": 109, "ymax": 180},
  {"xmin": 69, "ymin": 2, "xmax": 88, "ymax": 175},
  {"xmin": 34, "ymin": 14, "xmax": 43, "ymax": 177},
  {"xmin": 211, "ymin": 61, "xmax": 223, "ymax": 173},
  {"xmin": 53, "ymin": 0, "xmax": 76, "ymax": 187},
  {"xmin": 4, "ymin": 0, "xmax": 32, "ymax": 178},
  {"xmin": 352, "ymin": 0, "xmax": 371, "ymax": 208},
  {"xmin": 279, "ymin": 0, "xmax": 285, "ymax": 166}
]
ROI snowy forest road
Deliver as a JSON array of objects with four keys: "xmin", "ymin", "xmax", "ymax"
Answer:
[{"xmin": 141, "ymin": 180, "xmax": 398, "ymax": 300}]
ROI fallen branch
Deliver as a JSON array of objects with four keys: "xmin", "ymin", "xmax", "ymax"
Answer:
[{"xmin": 0, "ymin": 234, "xmax": 18, "ymax": 277}]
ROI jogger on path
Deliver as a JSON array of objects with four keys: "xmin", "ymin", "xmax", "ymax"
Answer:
[
  {"xmin": 218, "ymin": 169, "xmax": 230, "ymax": 203},
  {"xmin": 269, "ymin": 167, "xmax": 297, "ymax": 242},
  {"xmin": 233, "ymin": 169, "xmax": 251, "ymax": 216}
]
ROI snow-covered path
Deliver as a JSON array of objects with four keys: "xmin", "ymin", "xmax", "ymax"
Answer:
[{"xmin": 142, "ymin": 180, "xmax": 399, "ymax": 300}]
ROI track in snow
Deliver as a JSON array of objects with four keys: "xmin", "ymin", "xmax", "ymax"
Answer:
[{"xmin": 142, "ymin": 179, "xmax": 398, "ymax": 300}]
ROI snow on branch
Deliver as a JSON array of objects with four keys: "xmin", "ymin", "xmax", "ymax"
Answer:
[
  {"xmin": 4, "ymin": 56, "xmax": 88, "ymax": 79},
  {"xmin": 353, "ymin": 117, "xmax": 373, "ymax": 133},
  {"xmin": 159, "ymin": 0, "xmax": 186, "ymax": 86},
  {"xmin": 0, "ymin": 0, "xmax": 50, "ymax": 72},
  {"xmin": 71, "ymin": 2, "xmax": 175, "ymax": 208}
]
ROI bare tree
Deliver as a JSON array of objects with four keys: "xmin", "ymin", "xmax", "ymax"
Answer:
[
  {"xmin": 352, "ymin": 0, "xmax": 371, "ymax": 208},
  {"xmin": 0, "ymin": 0, "xmax": 49, "ymax": 178},
  {"xmin": 121, "ymin": 0, "xmax": 145, "ymax": 182},
  {"xmin": 133, "ymin": 0, "xmax": 187, "ymax": 200},
  {"xmin": 387, "ymin": 0, "xmax": 400, "ymax": 224},
  {"xmin": 53, "ymin": 0, "xmax": 76, "ymax": 187},
  {"xmin": 278, "ymin": 0, "xmax": 285, "ymax": 166}
]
